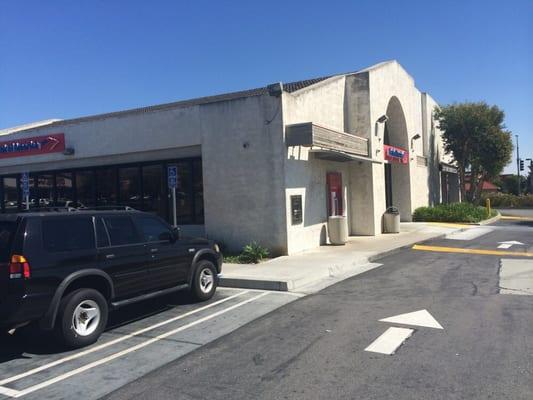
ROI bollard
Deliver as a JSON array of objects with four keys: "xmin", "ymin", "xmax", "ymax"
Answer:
[{"xmin": 486, "ymin": 198, "xmax": 491, "ymax": 218}]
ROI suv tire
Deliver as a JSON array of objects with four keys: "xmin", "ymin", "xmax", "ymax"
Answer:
[
  {"xmin": 191, "ymin": 260, "xmax": 217, "ymax": 301},
  {"xmin": 56, "ymin": 288, "xmax": 108, "ymax": 348}
]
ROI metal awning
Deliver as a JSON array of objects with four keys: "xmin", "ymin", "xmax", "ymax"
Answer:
[
  {"xmin": 440, "ymin": 163, "xmax": 458, "ymax": 173},
  {"xmin": 310, "ymin": 149, "xmax": 381, "ymax": 164},
  {"xmin": 286, "ymin": 122, "xmax": 369, "ymax": 157}
]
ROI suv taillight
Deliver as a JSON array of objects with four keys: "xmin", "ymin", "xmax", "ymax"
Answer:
[{"xmin": 9, "ymin": 255, "xmax": 30, "ymax": 279}]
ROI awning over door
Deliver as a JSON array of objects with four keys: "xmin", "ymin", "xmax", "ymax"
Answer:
[
  {"xmin": 440, "ymin": 163, "xmax": 458, "ymax": 174},
  {"xmin": 286, "ymin": 122, "xmax": 377, "ymax": 163}
]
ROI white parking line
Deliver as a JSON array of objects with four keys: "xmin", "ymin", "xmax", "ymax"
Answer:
[
  {"xmin": 0, "ymin": 290, "xmax": 250, "ymax": 387},
  {"xmin": 0, "ymin": 386, "xmax": 20, "ymax": 397},
  {"xmin": 445, "ymin": 227, "xmax": 492, "ymax": 241},
  {"xmin": 220, "ymin": 287, "xmax": 305, "ymax": 297},
  {"xmin": 365, "ymin": 327, "xmax": 414, "ymax": 355},
  {"xmin": 6, "ymin": 292, "xmax": 269, "ymax": 398}
]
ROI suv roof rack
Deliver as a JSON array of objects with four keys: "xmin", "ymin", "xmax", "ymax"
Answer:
[
  {"xmin": 80, "ymin": 206, "xmax": 138, "ymax": 211},
  {"xmin": 21, "ymin": 207, "xmax": 78, "ymax": 212}
]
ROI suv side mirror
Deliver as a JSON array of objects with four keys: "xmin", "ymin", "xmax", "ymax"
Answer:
[
  {"xmin": 159, "ymin": 231, "xmax": 175, "ymax": 242},
  {"xmin": 172, "ymin": 227, "xmax": 181, "ymax": 241}
]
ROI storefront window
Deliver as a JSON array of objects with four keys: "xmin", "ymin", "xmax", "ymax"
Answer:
[
  {"xmin": 119, "ymin": 167, "xmax": 141, "ymax": 209},
  {"xmin": 3, "ymin": 177, "xmax": 18, "ymax": 213},
  {"xmin": 96, "ymin": 168, "xmax": 118, "ymax": 207},
  {"xmin": 142, "ymin": 164, "xmax": 164, "ymax": 217},
  {"xmin": 0, "ymin": 158, "xmax": 204, "ymax": 224},
  {"xmin": 55, "ymin": 172, "xmax": 74, "ymax": 207},
  {"xmin": 76, "ymin": 170, "xmax": 95, "ymax": 208}
]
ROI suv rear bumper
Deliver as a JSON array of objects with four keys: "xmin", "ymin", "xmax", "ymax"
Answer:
[{"xmin": 0, "ymin": 292, "xmax": 52, "ymax": 329}]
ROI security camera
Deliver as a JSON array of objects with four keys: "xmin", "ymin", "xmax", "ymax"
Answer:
[{"xmin": 377, "ymin": 115, "xmax": 388, "ymax": 123}]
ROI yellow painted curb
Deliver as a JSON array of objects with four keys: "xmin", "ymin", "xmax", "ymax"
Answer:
[
  {"xmin": 500, "ymin": 216, "xmax": 533, "ymax": 221},
  {"xmin": 426, "ymin": 222, "xmax": 473, "ymax": 229},
  {"xmin": 412, "ymin": 244, "xmax": 533, "ymax": 257}
]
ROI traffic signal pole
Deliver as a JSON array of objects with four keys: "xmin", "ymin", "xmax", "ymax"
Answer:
[{"xmin": 516, "ymin": 135, "xmax": 520, "ymax": 195}]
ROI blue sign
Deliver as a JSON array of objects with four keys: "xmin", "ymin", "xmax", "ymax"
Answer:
[
  {"xmin": 168, "ymin": 166, "xmax": 177, "ymax": 189},
  {"xmin": 21, "ymin": 172, "xmax": 30, "ymax": 197}
]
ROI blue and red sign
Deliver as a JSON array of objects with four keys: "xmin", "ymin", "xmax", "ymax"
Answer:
[
  {"xmin": 0, "ymin": 133, "xmax": 65, "ymax": 159},
  {"xmin": 384, "ymin": 144, "xmax": 409, "ymax": 164}
]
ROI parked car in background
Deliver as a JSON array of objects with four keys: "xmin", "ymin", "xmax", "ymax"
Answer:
[{"xmin": 0, "ymin": 209, "xmax": 222, "ymax": 348}]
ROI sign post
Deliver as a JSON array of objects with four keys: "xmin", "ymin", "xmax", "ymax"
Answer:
[
  {"xmin": 167, "ymin": 166, "xmax": 178, "ymax": 227},
  {"xmin": 21, "ymin": 172, "xmax": 30, "ymax": 210}
]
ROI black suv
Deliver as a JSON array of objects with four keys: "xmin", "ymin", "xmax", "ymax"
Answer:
[{"xmin": 0, "ymin": 210, "xmax": 222, "ymax": 348}]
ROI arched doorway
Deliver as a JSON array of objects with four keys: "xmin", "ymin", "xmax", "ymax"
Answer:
[{"xmin": 383, "ymin": 96, "xmax": 411, "ymax": 220}]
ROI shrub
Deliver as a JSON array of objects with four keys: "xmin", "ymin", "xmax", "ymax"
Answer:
[
  {"xmin": 223, "ymin": 255, "xmax": 241, "ymax": 264},
  {"xmin": 482, "ymin": 193, "xmax": 533, "ymax": 208},
  {"xmin": 238, "ymin": 241, "xmax": 270, "ymax": 264},
  {"xmin": 412, "ymin": 202, "xmax": 496, "ymax": 223}
]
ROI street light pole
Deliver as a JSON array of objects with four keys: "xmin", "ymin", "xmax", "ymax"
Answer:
[{"xmin": 516, "ymin": 135, "xmax": 520, "ymax": 195}]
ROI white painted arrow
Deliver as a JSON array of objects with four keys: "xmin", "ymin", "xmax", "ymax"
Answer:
[
  {"xmin": 365, "ymin": 310, "xmax": 443, "ymax": 355},
  {"xmin": 497, "ymin": 241, "xmax": 524, "ymax": 249},
  {"xmin": 379, "ymin": 309, "xmax": 444, "ymax": 329}
]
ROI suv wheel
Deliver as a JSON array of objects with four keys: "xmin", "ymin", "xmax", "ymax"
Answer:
[
  {"xmin": 56, "ymin": 288, "xmax": 108, "ymax": 348},
  {"xmin": 191, "ymin": 260, "xmax": 217, "ymax": 301}
]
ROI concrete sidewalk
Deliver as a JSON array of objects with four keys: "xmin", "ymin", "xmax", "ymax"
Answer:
[{"xmin": 219, "ymin": 222, "xmax": 469, "ymax": 293}]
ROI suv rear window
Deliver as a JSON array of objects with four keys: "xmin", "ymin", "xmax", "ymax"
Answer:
[
  {"xmin": 0, "ymin": 221, "xmax": 17, "ymax": 261},
  {"xmin": 42, "ymin": 217, "xmax": 96, "ymax": 252}
]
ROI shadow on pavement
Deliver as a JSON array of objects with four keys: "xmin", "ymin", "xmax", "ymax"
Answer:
[
  {"xmin": 0, "ymin": 291, "xmax": 196, "ymax": 363},
  {"xmin": 513, "ymin": 220, "xmax": 533, "ymax": 228}
]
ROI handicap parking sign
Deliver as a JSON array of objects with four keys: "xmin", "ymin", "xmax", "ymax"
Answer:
[
  {"xmin": 168, "ymin": 166, "xmax": 177, "ymax": 189},
  {"xmin": 21, "ymin": 172, "xmax": 30, "ymax": 197}
]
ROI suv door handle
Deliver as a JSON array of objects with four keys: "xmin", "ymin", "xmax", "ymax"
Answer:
[
  {"xmin": 105, "ymin": 254, "xmax": 116, "ymax": 259},
  {"xmin": 150, "ymin": 248, "xmax": 158, "ymax": 253}
]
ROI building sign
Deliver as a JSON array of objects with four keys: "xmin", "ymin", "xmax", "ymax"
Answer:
[
  {"xmin": 384, "ymin": 144, "xmax": 408, "ymax": 164},
  {"xmin": 0, "ymin": 133, "xmax": 65, "ymax": 160}
]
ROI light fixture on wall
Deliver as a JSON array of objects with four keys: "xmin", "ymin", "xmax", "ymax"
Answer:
[
  {"xmin": 377, "ymin": 115, "xmax": 389, "ymax": 124},
  {"xmin": 63, "ymin": 147, "xmax": 75, "ymax": 156},
  {"xmin": 372, "ymin": 115, "xmax": 389, "ymax": 157},
  {"xmin": 410, "ymin": 134, "xmax": 421, "ymax": 149},
  {"xmin": 375, "ymin": 115, "xmax": 388, "ymax": 137}
]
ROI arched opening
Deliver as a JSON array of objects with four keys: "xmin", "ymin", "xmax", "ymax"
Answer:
[{"xmin": 383, "ymin": 96, "xmax": 411, "ymax": 220}]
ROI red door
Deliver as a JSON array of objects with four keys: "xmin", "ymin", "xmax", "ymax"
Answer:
[{"xmin": 326, "ymin": 172, "xmax": 343, "ymax": 216}]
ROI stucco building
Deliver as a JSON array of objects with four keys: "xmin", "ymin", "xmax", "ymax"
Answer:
[{"xmin": 0, "ymin": 60, "xmax": 459, "ymax": 255}]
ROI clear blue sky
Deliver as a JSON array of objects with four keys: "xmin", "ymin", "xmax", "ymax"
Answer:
[{"xmin": 1, "ymin": 0, "xmax": 531, "ymax": 172}]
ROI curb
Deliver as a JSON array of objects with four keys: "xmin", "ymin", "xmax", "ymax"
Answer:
[
  {"xmin": 219, "ymin": 277, "xmax": 290, "ymax": 291},
  {"xmin": 472, "ymin": 212, "xmax": 501, "ymax": 226},
  {"xmin": 220, "ymin": 224, "xmax": 469, "ymax": 293}
]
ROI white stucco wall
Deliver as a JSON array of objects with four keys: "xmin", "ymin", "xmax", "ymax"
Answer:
[
  {"xmin": 0, "ymin": 60, "xmax": 457, "ymax": 256},
  {"xmin": 281, "ymin": 77, "xmax": 350, "ymax": 254},
  {"xmin": 200, "ymin": 95, "xmax": 287, "ymax": 255},
  {"xmin": 0, "ymin": 94, "xmax": 288, "ymax": 255}
]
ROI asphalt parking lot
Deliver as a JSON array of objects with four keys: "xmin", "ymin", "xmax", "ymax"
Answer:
[{"xmin": 0, "ymin": 288, "xmax": 300, "ymax": 400}]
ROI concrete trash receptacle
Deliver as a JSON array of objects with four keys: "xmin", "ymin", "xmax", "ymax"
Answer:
[
  {"xmin": 383, "ymin": 206, "xmax": 400, "ymax": 233},
  {"xmin": 328, "ymin": 215, "xmax": 348, "ymax": 245}
]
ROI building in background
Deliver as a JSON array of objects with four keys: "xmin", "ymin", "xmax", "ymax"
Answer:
[{"xmin": 0, "ymin": 60, "xmax": 459, "ymax": 255}]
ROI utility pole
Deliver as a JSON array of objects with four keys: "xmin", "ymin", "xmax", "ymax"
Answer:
[{"xmin": 516, "ymin": 135, "xmax": 520, "ymax": 195}]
